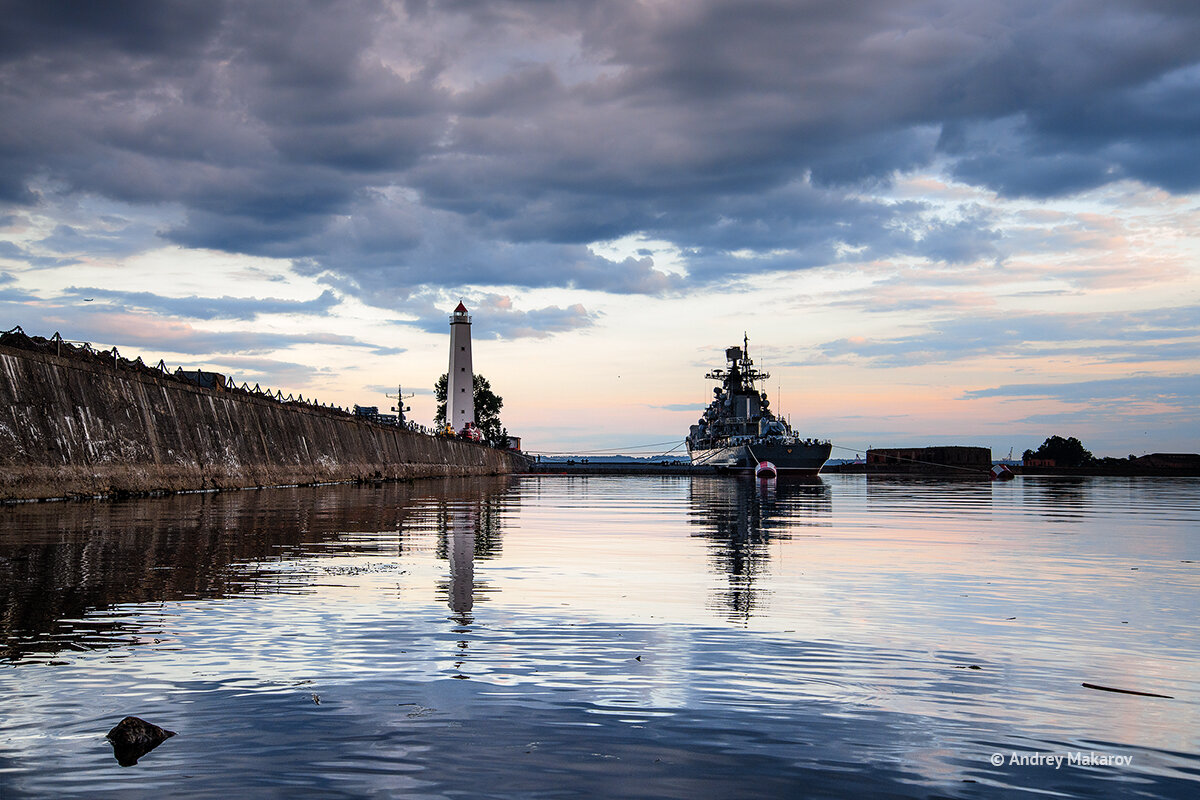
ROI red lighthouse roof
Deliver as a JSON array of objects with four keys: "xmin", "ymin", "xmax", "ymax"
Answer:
[{"xmin": 454, "ymin": 301, "xmax": 468, "ymax": 313}]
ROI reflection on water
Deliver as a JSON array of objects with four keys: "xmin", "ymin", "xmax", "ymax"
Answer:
[
  {"xmin": 0, "ymin": 475, "xmax": 1197, "ymax": 799},
  {"xmin": 1022, "ymin": 475, "xmax": 1090, "ymax": 519},
  {"xmin": 434, "ymin": 494, "xmax": 506, "ymax": 624},
  {"xmin": 0, "ymin": 477, "xmax": 518, "ymax": 661},
  {"xmin": 688, "ymin": 477, "xmax": 831, "ymax": 622}
]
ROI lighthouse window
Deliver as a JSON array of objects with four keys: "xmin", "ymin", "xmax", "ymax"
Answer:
[
  {"xmin": 460, "ymin": 347, "xmax": 465, "ymax": 351},
  {"xmin": 461, "ymin": 388, "xmax": 466, "ymax": 393},
  {"xmin": 460, "ymin": 367, "xmax": 465, "ymax": 372}
]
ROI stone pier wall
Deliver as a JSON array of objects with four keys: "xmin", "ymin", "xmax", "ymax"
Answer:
[{"xmin": 0, "ymin": 343, "xmax": 528, "ymax": 501}]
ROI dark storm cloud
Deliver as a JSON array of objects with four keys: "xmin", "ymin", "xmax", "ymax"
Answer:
[
  {"xmin": 942, "ymin": 61, "xmax": 1200, "ymax": 196},
  {"xmin": 0, "ymin": 1, "xmax": 221, "ymax": 61},
  {"xmin": 2, "ymin": 0, "xmax": 1199, "ymax": 312}
]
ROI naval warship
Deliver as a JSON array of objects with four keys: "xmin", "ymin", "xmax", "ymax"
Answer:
[{"xmin": 686, "ymin": 337, "xmax": 831, "ymax": 475}]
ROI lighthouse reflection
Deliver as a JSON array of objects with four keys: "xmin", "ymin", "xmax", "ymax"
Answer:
[
  {"xmin": 688, "ymin": 476, "xmax": 831, "ymax": 623},
  {"xmin": 445, "ymin": 505, "xmax": 477, "ymax": 620},
  {"xmin": 435, "ymin": 494, "xmax": 505, "ymax": 626},
  {"xmin": 0, "ymin": 477, "xmax": 521, "ymax": 663}
]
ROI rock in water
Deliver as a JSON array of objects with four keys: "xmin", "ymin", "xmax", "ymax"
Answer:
[{"xmin": 106, "ymin": 716, "xmax": 176, "ymax": 766}]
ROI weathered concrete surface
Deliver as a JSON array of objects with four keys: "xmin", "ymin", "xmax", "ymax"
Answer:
[{"xmin": 0, "ymin": 344, "xmax": 529, "ymax": 501}]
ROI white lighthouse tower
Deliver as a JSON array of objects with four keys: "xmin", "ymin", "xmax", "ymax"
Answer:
[{"xmin": 447, "ymin": 301, "xmax": 474, "ymax": 432}]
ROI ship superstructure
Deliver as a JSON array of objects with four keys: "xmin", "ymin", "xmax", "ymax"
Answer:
[{"xmin": 686, "ymin": 337, "xmax": 831, "ymax": 475}]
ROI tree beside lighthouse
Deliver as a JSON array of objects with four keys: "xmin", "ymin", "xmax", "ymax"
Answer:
[{"xmin": 435, "ymin": 373, "xmax": 506, "ymax": 446}]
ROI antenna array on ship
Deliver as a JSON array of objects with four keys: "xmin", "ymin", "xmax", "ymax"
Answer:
[{"xmin": 704, "ymin": 334, "xmax": 769, "ymax": 391}]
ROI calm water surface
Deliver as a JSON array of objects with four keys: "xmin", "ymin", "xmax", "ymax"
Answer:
[{"xmin": 0, "ymin": 475, "xmax": 1197, "ymax": 798}]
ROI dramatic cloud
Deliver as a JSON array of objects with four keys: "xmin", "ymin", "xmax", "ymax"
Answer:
[
  {"xmin": 964, "ymin": 374, "xmax": 1200, "ymax": 405},
  {"xmin": 2, "ymin": 0, "xmax": 1198, "ymax": 453},
  {"xmin": 402, "ymin": 292, "xmax": 598, "ymax": 339},
  {"xmin": 964, "ymin": 375, "xmax": 1200, "ymax": 451},
  {"xmin": 0, "ymin": 240, "xmax": 78, "ymax": 269},
  {"xmin": 813, "ymin": 306, "xmax": 1200, "ymax": 367},
  {"xmin": 3, "ymin": 0, "xmax": 1198, "ymax": 310},
  {"xmin": 0, "ymin": 270, "xmax": 38, "ymax": 303},
  {"xmin": 97, "ymin": 318, "xmax": 404, "ymax": 358},
  {"xmin": 59, "ymin": 287, "xmax": 341, "ymax": 321},
  {"xmin": 205, "ymin": 356, "xmax": 339, "ymax": 394},
  {"xmin": 0, "ymin": 298, "xmax": 402, "ymax": 358}
]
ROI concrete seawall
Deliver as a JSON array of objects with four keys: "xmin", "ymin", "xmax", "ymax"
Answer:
[{"xmin": 0, "ymin": 342, "xmax": 529, "ymax": 501}]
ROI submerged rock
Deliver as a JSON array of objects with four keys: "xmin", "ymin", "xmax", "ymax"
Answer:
[{"xmin": 106, "ymin": 716, "xmax": 176, "ymax": 766}]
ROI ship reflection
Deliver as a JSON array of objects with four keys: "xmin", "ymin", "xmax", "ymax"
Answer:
[{"xmin": 688, "ymin": 476, "xmax": 831, "ymax": 623}]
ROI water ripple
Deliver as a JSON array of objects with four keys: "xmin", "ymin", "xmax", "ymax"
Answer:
[{"xmin": 0, "ymin": 475, "xmax": 1197, "ymax": 798}]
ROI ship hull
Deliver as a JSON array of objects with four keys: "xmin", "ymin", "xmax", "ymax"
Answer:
[{"xmin": 688, "ymin": 440, "xmax": 831, "ymax": 475}]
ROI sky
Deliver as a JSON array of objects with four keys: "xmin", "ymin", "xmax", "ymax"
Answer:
[{"xmin": 1, "ymin": 0, "xmax": 1198, "ymax": 458}]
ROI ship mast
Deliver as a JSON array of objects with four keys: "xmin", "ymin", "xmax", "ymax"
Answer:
[
  {"xmin": 705, "ymin": 334, "xmax": 770, "ymax": 391},
  {"xmin": 741, "ymin": 333, "xmax": 769, "ymax": 390}
]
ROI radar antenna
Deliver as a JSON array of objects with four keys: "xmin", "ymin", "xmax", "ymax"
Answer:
[
  {"xmin": 742, "ymin": 334, "xmax": 769, "ymax": 387},
  {"xmin": 706, "ymin": 334, "xmax": 769, "ymax": 388},
  {"xmin": 385, "ymin": 385, "xmax": 415, "ymax": 425}
]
